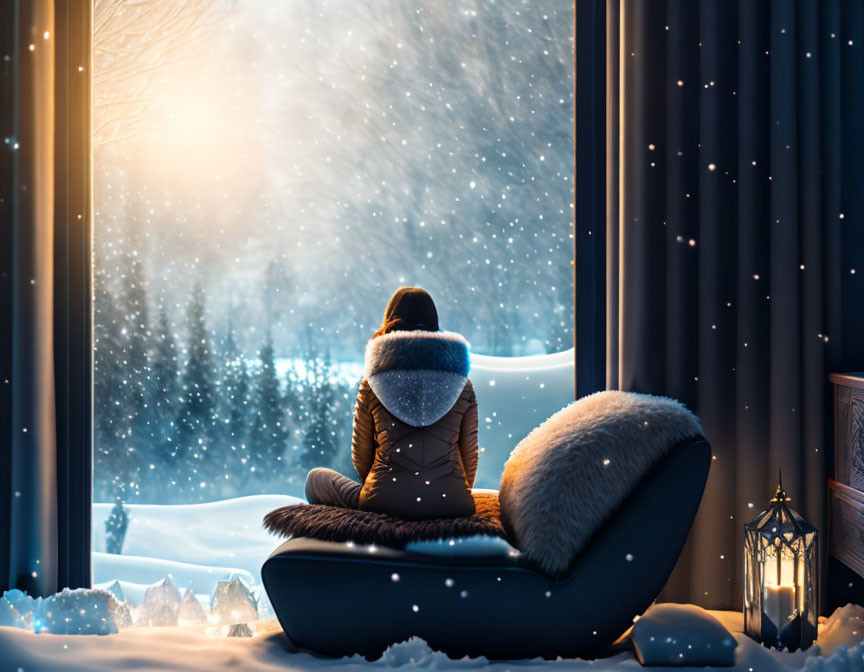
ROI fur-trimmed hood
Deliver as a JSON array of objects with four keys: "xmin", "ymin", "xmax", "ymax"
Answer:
[{"xmin": 363, "ymin": 330, "xmax": 470, "ymax": 427}]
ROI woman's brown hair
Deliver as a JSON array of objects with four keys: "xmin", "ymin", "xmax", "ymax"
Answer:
[{"xmin": 372, "ymin": 287, "xmax": 439, "ymax": 338}]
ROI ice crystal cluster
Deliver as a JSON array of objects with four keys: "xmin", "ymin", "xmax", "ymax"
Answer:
[{"xmin": 0, "ymin": 575, "xmax": 259, "ymax": 636}]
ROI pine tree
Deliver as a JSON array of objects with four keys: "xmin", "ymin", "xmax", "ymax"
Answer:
[
  {"xmin": 248, "ymin": 334, "xmax": 287, "ymax": 480},
  {"xmin": 283, "ymin": 363, "xmax": 303, "ymax": 444},
  {"xmin": 118, "ymin": 242, "xmax": 153, "ymax": 491},
  {"xmin": 94, "ymin": 270, "xmax": 135, "ymax": 501},
  {"xmin": 299, "ymin": 350, "xmax": 339, "ymax": 471},
  {"xmin": 104, "ymin": 498, "xmax": 129, "ymax": 555},
  {"xmin": 175, "ymin": 282, "xmax": 217, "ymax": 499},
  {"xmin": 150, "ymin": 303, "xmax": 180, "ymax": 451},
  {"xmin": 329, "ymin": 380, "xmax": 358, "ymax": 480},
  {"xmin": 220, "ymin": 326, "xmax": 251, "ymax": 492}
]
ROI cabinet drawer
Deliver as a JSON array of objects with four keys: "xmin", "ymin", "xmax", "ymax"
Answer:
[{"xmin": 829, "ymin": 479, "xmax": 864, "ymax": 579}]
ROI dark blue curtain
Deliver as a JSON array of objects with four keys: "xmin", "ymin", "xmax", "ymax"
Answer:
[
  {"xmin": 0, "ymin": 0, "xmax": 92, "ymax": 596},
  {"xmin": 609, "ymin": 0, "xmax": 864, "ymax": 610}
]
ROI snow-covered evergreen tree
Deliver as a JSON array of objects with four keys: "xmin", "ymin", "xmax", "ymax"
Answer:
[
  {"xmin": 298, "ymin": 350, "xmax": 339, "ymax": 471},
  {"xmin": 104, "ymin": 498, "xmax": 129, "ymax": 555},
  {"xmin": 94, "ymin": 269, "xmax": 133, "ymax": 502},
  {"xmin": 118, "ymin": 228, "xmax": 152, "ymax": 495},
  {"xmin": 248, "ymin": 334, "xmax": 287, "ymax": 478},
  {"xmin": 150, "ymin": 302, "xmax": 180, "ymax": 452},
  {"xmin": 175, "ymin": 282, "xmax": 217, "ymax": 498},
  {"xmin": 219, "ymin": 326, "xmax": 251, "ymax": 491}
]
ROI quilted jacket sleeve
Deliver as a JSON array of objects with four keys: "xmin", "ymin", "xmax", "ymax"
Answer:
[
  {"xmin": 351, "ymin": 380, "xmax": 375, "ymax": 483},
  {"xmin": 458, "ymin": 379, "xmax": 479, "ymax": 488}
]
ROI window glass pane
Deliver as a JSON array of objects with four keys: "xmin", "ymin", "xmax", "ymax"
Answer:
[{"xmin": 92, "ymin": 0, "xmax": 573, "ymax": 602}]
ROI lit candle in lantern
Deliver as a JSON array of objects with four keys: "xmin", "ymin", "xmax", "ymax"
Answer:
[
  {"xmin": 764, "ymin": 555, "xmax": 798, "ymax": 626},
  {"xmin": 744, "ymin": 475, "xmax": 818, "ymax": 651},
  {"xmin": 764, "ymin": 583, "xmax": 795, "ymax": 627}
]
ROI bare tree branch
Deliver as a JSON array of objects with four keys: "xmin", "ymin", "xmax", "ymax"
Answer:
[{"xmin": 93, "ymin": 0, "xmax": 229, "ymax": 146}]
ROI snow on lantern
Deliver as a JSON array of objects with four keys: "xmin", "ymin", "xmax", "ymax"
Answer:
[{"xmin": 743, "ymin": 475, "xmax": 818, "ymax": 651}]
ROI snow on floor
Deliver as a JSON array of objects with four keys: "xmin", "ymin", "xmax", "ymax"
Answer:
[{"xmin": 1, "ymin": 609, "xmax": 863, "ymax": 672}]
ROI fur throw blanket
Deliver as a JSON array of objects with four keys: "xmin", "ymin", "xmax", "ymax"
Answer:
[
  {"xmin": 499, "ymin": 390, "xmax": 704, "ymax": 577},
  {"xmin": 264, "ymin": 492, "xmax": 505, "ymax": 547}
]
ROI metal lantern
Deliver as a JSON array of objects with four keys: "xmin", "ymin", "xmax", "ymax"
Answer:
[{"xmin": 743, "ymin": 475, "xmax": 818, "ymax": 651}]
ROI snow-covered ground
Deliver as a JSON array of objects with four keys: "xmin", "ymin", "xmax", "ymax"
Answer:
[
  {"xmin": 92, "ymin": 495, "xmax": 300, "ymax": 604},
  {"xmin": 467, "ymin": 349, "xmax": 574, "ymax": 487},
  {"xmin": 1, "ymin": 606, "xmax": 863, "ymax": 671}
]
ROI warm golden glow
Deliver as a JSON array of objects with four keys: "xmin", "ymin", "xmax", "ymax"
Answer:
[
  {"xmin": 762, "ymin": 547, "xmax": 804, "ymax": 625},
  {"xmin": 763, "ymin": 552, "xmax": 797, "ymax": 588},
  {"xmin": 130, "ymin": 65, "xmax": 263, "ymax": 196}
]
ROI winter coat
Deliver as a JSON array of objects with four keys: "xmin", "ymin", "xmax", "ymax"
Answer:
[{"xmin": 352, "ymin": 330, "xmax": 479, "ymax": 519}]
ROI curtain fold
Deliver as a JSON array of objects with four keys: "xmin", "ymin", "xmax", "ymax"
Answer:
[
  {"xmin": 1, "ymin": 0, "xmax": 92, "ymax": 597},
  {"xmin": 5, "ymin": 0, "xmax": 60, "ymax": 599},
  {"xmin": 613, "ymin": 0, "xmax": 864, "ymax": 610}
]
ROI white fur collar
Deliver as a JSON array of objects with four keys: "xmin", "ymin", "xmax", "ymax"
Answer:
[
  {"xmin": 363, "ymin": 330, "xmax": 470, "ymax": 427},
  {"xmin": 363, "ymin": 330, "xmax": 470, "ymax": 378}
]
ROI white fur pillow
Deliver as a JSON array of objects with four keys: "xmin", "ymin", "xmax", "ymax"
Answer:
[{"xmin": 498, "ymin": 390, "xmax": 703, "ymax": 576}]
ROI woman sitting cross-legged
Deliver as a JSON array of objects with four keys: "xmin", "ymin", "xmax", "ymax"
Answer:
[{"xmin": 304, "ymin": 286, "xmax": 479, "ymax": 520}]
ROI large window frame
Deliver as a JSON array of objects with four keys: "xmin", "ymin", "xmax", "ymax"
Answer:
[
  {"xmin": 54, "ymin": 0, "xmax": 604, "ymax": 586},
  {"xmin": 56, "ymin": 0, "xmax": 95, "ymax": 592}
]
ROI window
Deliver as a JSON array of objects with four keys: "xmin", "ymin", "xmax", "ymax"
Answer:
[{"xmin": 92, "ymin": 0, "xmax": 574, "ymax": 593}]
